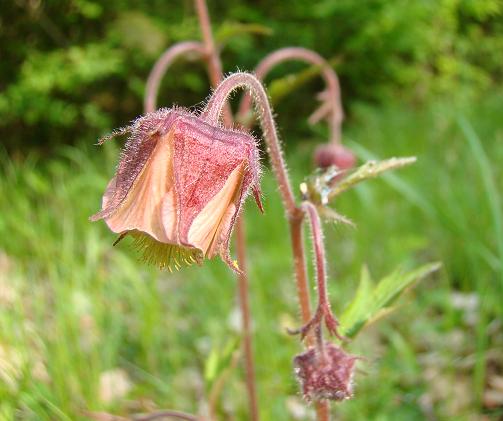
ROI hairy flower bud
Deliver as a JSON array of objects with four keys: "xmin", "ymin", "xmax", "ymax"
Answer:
[
  {"xmin": 293, "ymin": 343, "xmax": 357, "ymax": 402},
  {"xmin": 91, "ymin": 108, "xmax": 262, "ymax": 272},
  {"xmin": 314, "ymin": 144, "xmax": 356, "ymax": 170}
]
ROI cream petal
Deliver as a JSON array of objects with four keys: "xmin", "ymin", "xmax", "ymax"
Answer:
[
  {"xmin": 161, "ymin": 187, "xmax": 177, "ymax": 242},
  {"xmin": 187, "ymin": 163, "xmax": 244, "ymax": 257},
  {"xmin": 105, "ymin": 132, "xmax": 176, "ymax": 243}
]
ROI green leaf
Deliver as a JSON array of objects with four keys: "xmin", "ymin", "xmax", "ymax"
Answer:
[
  {"xmin": 268, "ymin": 56, "xmax": 342, "ymax": 105},
  {"xmin": 204, "ymin": 347, "xmax": 220, "ymax": 383},
  {"xmin": 340, "ymin": 262, "xmax": 441, "ymax": 338},
  {"xmin": 327, "ymin": 157, "xmax": 417, "ymax": 200},
  {"xmin": 203, "ymin": 337, "xmax": 240, "ymax": 385},
  {"xmin": 215, "ymin": 21, "xmax": 273, "ymax": 44},
  {"xmin": 338, "ymin": 265, "xmax": 373, "ymax": 338}
]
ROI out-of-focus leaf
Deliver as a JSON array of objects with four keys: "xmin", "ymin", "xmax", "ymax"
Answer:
[
  {"xmin": 268, "ymin": 56, "xmax": 342, "ymax": 105},
  {"xmin": 204, "ymin": 348, "xmax": 219, "ymax": 383},
  {"xmin": 340, "ymin": 262, "xmax": 441, "ymax": 338},
  {"xmin": 300, "ymin": 157, "xmax": 416, "ymax": 208},
  {"xmin": 328, "ymin": 157, "xmax": 417, "ymax": 200},
  {"xmin": 203, "ymin": 337, "xmax": 240, "ymax": 385},
  {"xmin": 215, "ymin": 21, "xmax": 272, "ymax": 44},
  {"xmin": 109, "ymin": 12, "xmax": 167, "ymax": 57},
  {"xmin": 317, "ymin": 205, "xmax": 355, "ymax": 227}
]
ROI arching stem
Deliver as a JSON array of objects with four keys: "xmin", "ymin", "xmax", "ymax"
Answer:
[
  {"xmin": 204, "ymin": 72, "xmax": 332, "ymax": 420},
  {"xmin": 144, "ymin": 41, "xmax": 205, "ymax": 113},
  {"xmin": 238, "ymin": 47, "xmax": 344, "ymax": 144}
]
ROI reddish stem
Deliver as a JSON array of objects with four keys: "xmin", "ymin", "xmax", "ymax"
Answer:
[
  {"xmin": 194, "ymin": 2, "xmax": 259, "ymax": 420},
  {"xmin": 289, "ymin": 214, "xmax": 312, "ymax": 327},
  {"xmin": 238, "ymin": 47, "xmax": 343, "ymax": 144},
  {"xmin": 297, "ymin": 202, "xmax": 342, "ymax": 341},
  {"xmin": 235, "ymin": 217, "xmax": 259, "ymax": 421},
  {"xmin": 144, "ymin": 41, "xmax": 204, "ymax": 113}
]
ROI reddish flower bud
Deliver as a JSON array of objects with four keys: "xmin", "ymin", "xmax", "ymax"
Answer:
[
  {"xmin": 314, "ymin": 144, "xmax": 356, "ymax": 170},
  {"xmin": 293, "ymin": 343, "xmax": 357, "ymax": 402},
  {"xmin": 91, "ymin": 108, "xmax": 262, "ymax": 272}
]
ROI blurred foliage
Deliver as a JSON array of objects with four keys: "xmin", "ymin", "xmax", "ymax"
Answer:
[{"xmin": 1, "ymin": 0, "xmax": 503, "ymax": 150}]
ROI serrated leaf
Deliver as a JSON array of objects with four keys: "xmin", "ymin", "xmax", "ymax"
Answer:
[
  {"xmin": 327, "ymin": 157, "xmax": 417, "ymax": 200},
  {"xmin": 372, "ymin": 262, "xmax": 441, "ymax": 310},
  {"xmin": 338, "ymin": 265, "xmax": 373, "ymax": 337},
  {"xmin": 301, "ymin": 157, "xmax": 417, "ymax": 207},
  {"xmin": 340, "ymin": 262, "xmax": 441, "ymax": 338}
]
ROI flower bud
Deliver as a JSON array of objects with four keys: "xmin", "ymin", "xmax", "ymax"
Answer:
[
  {"xmin": 314, "ymin": 144, "xmax": 356, "ymax": 169},
  {"xmin": 91, "ymin": 108, "xmax": 262, "ymax": 272},
  {"xmin": 293, "ymin": 343, "xmax": 357, "ymax": 402}
]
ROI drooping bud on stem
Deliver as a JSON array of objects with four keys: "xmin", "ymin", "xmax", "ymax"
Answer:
[
  {"xmin": 294, "ymin": 342, "xmax": 357, "ymax": 402},
  {"xmin": 237, "ymin": 47, "xmax": 344, "ymax": 145}
]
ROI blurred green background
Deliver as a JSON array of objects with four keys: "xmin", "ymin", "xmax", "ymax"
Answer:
[{"xmin": 1, "ymin": 1, "xmax": 502, "ymax": 420}]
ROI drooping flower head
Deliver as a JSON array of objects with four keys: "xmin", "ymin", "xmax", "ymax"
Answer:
[
  {"xmin": 91, "ymin": 108, "xmax": 262, "ymax": 272},
  {"xmin": 294, "ymin": 343, "xmax": 357, "ymax": 402},
  {"xmin": 314, "ymin": 143, "xmax": 356, "ymax": 170}
]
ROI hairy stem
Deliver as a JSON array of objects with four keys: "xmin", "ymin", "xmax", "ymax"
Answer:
[
  {"xmin": 238, "ymin": 47, "xmax": 343, "ymax": 144},
  {"xmin": 235, "ymin": 217, "xmax": 259, "ymax": 421},
  {"xmin": 290, "ymin": 215, "xmax": 312, "ymax": 327},
  {"xmin": 302, "ymin": 202, "xmax": 329, "ymax": 311},
  {"xmin": 194, "ymin": 2, "xmax": 259, "ymax": 420},
  {"xmin": 204, "ymin": 71, "xmax": 331, "ymax": 419},
  {"xmin": 293, "ymin": 201, "xmax": 342, "ymax": 341},
  {"xmin": 144, "ymin": 41, "xmax": 204, "ymax": 113}
]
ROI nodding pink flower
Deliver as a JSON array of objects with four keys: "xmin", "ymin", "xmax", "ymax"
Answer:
[
  {"xmin": 91, "ymin": 108, "xmax": 262, "ymax": 273},
  {"xmin": 294, "ymin": 343, "xmax": 357, "ymax": 402},
  {"xmin": 314, "ymin": 144, "xmax": 356, "ymax": 170}
]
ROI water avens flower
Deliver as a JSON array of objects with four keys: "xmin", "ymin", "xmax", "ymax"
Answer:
[
  {"xmin": 294, "ymin": 343, "xmax": 357, "ymax": 402},
  {"xmin": 91, "ymin": 108, "xmax": 262, "ymax": 272}
]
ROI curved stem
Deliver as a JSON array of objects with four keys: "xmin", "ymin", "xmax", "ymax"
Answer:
[
  {"xmin": 238, "ymin": 47, "xmax": 343, "ymax": 144},
  {"xmin": 144, "ymin": 41, "xmax": 205, "ymax": 113},
  {"xmin": 205, "ymin": 73, "xmax": 331, "ymax": 419},
  {"xmin": 201, "ymin": 72, "xmax": 297, "ymax": 217}
]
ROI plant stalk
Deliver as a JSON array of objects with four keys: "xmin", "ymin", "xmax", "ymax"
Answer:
[
  {"xmin": 204, "ymin": 71, "xmax": 331, "ymax": 420},
  {"xmin": 238, "ymin": 47, "xmax": 343, "ymax": 144},
  {"xmin": 194, "ymin": 2, "xmax": 259, "ymax": 420}
]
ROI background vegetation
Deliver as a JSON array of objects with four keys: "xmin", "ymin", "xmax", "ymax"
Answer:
[{"xmin": 1, "ymin": 0, "xmax": 502, "ymax": 420}]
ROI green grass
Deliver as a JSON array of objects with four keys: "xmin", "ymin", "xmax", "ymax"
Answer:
[{"xmin": 0, "ymin": 93, "xmax": 502, "ymax": 420}]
